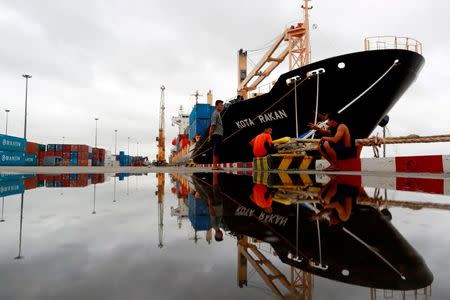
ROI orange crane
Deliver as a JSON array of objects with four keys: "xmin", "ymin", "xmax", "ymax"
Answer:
[
  {"xmin": 156, "ymin": 85, "xmax": 167, "ymax": 166},
  {"xmin": 238, "ymin": 0, "xmax": 312, "ymax": 100}
]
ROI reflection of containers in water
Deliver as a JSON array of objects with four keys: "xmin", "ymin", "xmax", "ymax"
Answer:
[
  {"xmin": 23, "ymin": 177, "xmax": 38, "ymax": 190},
  {"xmin": 0, "ymin": 134, "xmax": 26, "ymax": 152},
  {"xmin": 0, "ymin": 173, "xmax": 34, "ymax": 182},
  {"xmin": 0, "ymin": 180, "xmax": 25, "ymax": 197},
  {"xmin": 187, "ymin": 193, "xmax": 211, "ymax": 231}
]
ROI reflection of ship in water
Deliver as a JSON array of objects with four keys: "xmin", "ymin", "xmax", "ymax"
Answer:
[
  {"xmin": 174, "ymin": 172, "xmax": 434, "ymax": 299},
  {"xmin": 170, "ymin": 173, "xmax": 220, "ymax": 244}
]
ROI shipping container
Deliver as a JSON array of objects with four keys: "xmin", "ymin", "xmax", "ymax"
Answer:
[
  {"xmin": 189, "ymin": 118, "xmax": 211, "ymax": 140},
  {"xmin": 189, "ymin": 103, "xmax": 214, "ymax": 124},
  {"xmin": 70, "ymin": 157, "xmax": 78, "ymax": 166},
  {"xmin": 0, "ymin": 151, "xmax": 25, "ymax": 166},
  {"xmin": 38, "ymin": 144, "xmax": 46, "ymax": 151},
  {"xmin": 24, "ymin": 153, "xmax": 38, "ymax": 166},
  {"xmin": 25, "ymin": 142, "xmax": 39, "ymax": 154},
  {"xmin": 43, "ymin": 156, "xmax": 62, "ymax": 166},
  {"xmin": 0, "ymin": 134, "xmax": 26, "ymax": 152}
]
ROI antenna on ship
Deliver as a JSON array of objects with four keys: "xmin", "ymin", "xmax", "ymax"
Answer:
[{"xmin": 191, "ymin": 90, "xmax": 203, "ymax": 104}]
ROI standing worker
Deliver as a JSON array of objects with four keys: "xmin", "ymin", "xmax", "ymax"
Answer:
[
  {"xmin": 208, "ymin": 100, "xmax": 224, "ymax": 170},
  {"xmin": 249, "ymin": 128, "xmax": 277, "ymax": 157}
]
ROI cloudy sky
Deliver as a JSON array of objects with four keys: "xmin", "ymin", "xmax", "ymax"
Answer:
[{"xmin": 0, "ymin": 0, "xmax": 449, "ymax": 159}]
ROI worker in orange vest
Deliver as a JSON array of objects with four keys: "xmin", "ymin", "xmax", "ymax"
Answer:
[{"xmin": 249, "ymin": 128, "xmax": 277, "ymax": 157}]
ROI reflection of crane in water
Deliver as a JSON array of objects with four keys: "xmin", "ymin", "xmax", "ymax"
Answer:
[
  {"xmin": 156, "ymin": 173, "xmax": 165, "ymax": 248},
  {"xmin": 237, "ymin": 235, "xmax": 313, "ymax": 300}
]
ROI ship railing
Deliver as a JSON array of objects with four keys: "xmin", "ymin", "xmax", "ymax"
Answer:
[
  {"xmin": 364, "ymin": 36, "xmax": 422, "ymax": 54},
  {"xmin": 243, "ymin": 81, "xmax": 275, "ymax": 99}
]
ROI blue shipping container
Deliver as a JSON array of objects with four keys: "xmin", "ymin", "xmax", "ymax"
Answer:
[
  {"xmin": 0, "ymin": 134, "xmax": 26, "ymax": 152},
  {"xmin": 70, "ymin": 158, "xmax": 78, "ymax": 166},
  {"xmin": 69, "ymin": 174, "xmax": 78, "ymax": 181},
  {"xmin": 189, "ymin": 118, "xmax": 211, "ymax": 140},
  {"xmin": 0, "ymin": 151, "xmax": 25, "ymax": 166},
  {"xmin": 24, "ymin": 154, "xmax": 38, "ymax": 166},
  {"xmin": 0, "ymin": 180, "xmax": 24, "ymax": 197},
  {"xmin": 70, "ymin": 152, "xmax": 78, "ymax": 158},
  {"xmin": 189, "ymin": 104, "xmax": 214, "ymax": 125}
]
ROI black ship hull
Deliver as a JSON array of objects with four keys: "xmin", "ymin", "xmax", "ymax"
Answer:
[
  {"xmin": 191, "ymin": 173, "xmax": 433, "ymax": 290},
  {"xmin": 193, "ymin": 49, "xmax": 424, "ymax": 164}
]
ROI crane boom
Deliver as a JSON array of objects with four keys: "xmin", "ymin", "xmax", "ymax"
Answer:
[
  {"xmin": 238, "ymin": 0, "xmax": 312, "ymax": 99},
  {"xmin": 156, "ymin": 85, "xmax": 166, "ymax": 165}
]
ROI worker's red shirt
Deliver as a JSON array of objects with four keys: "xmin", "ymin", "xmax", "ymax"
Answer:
[
  {"xmin": 250, "ymin": 184, "xmax": 272, "ymax": 209},
  {"xmin": 251, "ymin": 133, "xmax": 272, "ymax": 157}
]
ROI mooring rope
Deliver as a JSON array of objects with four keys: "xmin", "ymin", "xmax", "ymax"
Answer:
[
  {"xmin": 189, "ymin": 76, "xmax": 310, "ymax": 160},
  {"xmin": 188, "ymin": 59, "xmax": 400, "ymax": 162},
  {"xmin": 276, "ymin": 134, "xmax": 450, "ymax": 154}
]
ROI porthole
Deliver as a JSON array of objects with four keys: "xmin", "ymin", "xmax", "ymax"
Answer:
[
  {"xmin": 338, "ymin": 62, "xmax": 346, "ymax": 69},
  {"xmin": 342, "ymin": 269, "xmax": 350, "ymax": 276}
]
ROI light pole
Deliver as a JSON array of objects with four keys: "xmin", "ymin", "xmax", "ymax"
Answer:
[
  {"xmin": 22, "ymin": 74, "xmax": 32, "ymax": 139},
  {"xmin": 114, "ymin": 129, "xmax": 118, "ymax": 155},
  {"xmin": 0, "ymin": 197, "xmax": 5, "ymax": 222},
  {"xmin": 92, "ymin": 184, "xmax": 97, "ymax": 214},
  {"xmin": 62, "ymin": 136, "xmax": 65, "ymax": 145},
  {"xmin": 15, "ymin": 193, "xmax": 25, "ymax": 259},
  {"xmin": 94, "ymin": 118, "xmax": 99, "ymax": 147},
  {"xmin": 127, "ymin": 137, "xmax": 130, "ymax": 155},
  {"xmin": 136, "ymin": 141, "xmax": 139, "ymax": 156},
  {"xmin": 5, "ymin": 109, "xmax": 10, "ymax": 135}
]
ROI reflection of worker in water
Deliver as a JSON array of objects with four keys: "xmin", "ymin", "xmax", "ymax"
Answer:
[
  {"xmin": 313, "ymin": 177, "xmax": 360, "ymax": 225},
  {"xmin": 209, "ymin": 172, "xmax": 224, "ymax": 241},
  {"xmin": 250, "ymin": 183, "xmax": 277, "ymax": 214}
]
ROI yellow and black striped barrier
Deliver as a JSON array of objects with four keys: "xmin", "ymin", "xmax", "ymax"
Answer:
[
  {"xmin": 185, "ymin": 160, "xmax": 196, "ymax": 167},
  {"xmin": 253, "ymin": 172, "xmax": 314, "ymax": 188},
  {"xmin": 253, "ymin": 154, "xmax": 316, "ymax": 172}
]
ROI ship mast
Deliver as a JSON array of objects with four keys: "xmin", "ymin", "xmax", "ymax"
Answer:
[{"xmin": 237, "ymin": 0, "xmax": 313, "ymax": 99}]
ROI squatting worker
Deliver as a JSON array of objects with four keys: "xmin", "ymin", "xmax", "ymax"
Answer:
[
  {"xmin": 208, "ymin": 100, "xmax": 224, "ymax": 170},
  {"xmin": 309, "ymin": 112, "xmax": 356, "ymax": 171},
  {"xmin": 249, "ymin": 128, "xmax": 277, "ymax": 157}
]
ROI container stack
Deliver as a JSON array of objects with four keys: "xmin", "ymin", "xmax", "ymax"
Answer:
[
  {"xmin": 119, "ymin": 151, "xmax": 130, "ymax": 166},
  {"xmin": 188, "ymin": 104, "xmax": 215, "ymax": 140},
  {"xmin": 0, "ymin": 134, "xmax": 29, "ymax": 166},
  {"xmin": 92, "ymin": 148, "xmax": 105, "ymax": 166},
  {"xmin": 24, "ymin": 142, "xmax": 39, "ymax": 166}
]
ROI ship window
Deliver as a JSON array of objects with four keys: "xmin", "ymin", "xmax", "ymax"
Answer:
[
  {"xmin": 342, "ymin": 269, "xmax": 350, "ymax": 276},
  {"xmin": 338, "ymin": 62, "xmax": 346, "ymax": 69}
]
